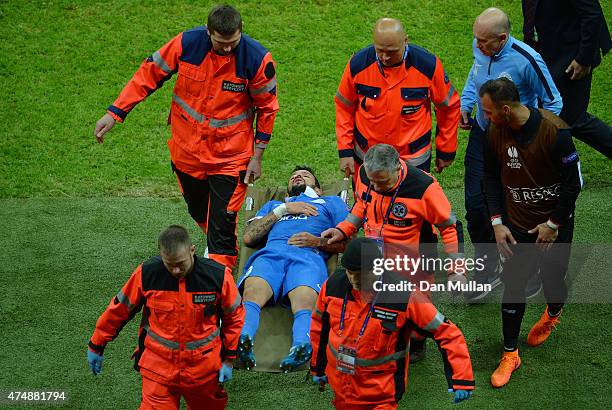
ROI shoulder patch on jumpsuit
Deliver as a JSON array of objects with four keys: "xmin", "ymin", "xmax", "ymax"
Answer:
[
  {"xmin": 179, "ymin": 26, "xmax": 211, "ymax": 66},
  {"xmin": 235, "ymin": 34, "xmax": 269, "ymax": 80},
  {"xmin": 141, "ymin": 256, "xmax": 179, "ymax": 291},
  {"xmin": 396, "ymin": 162, "xmax": 434, "ymax": 199},
  {"xmin": 405, "ymin": 44, "xmax": 437, "ymax": 80},
  {"xmin": 186, "ymin": 257, "xmax": 226, "ymax": 293},
  {"xmin": 349, "ymin": 45, "xmax": 378, "ymax": 78}
]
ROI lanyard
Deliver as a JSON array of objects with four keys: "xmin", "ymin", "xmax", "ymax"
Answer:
[
  {"xmin": 339, "ymin": 290, "xmax": 380, "ymax": 338},
  {"xmin": 363, "ymin": 166, "xmax": 405, "ymax": 231},
  {"xmin": 376, "ymin": 45, "xmax": 409, "ymax": 77}
]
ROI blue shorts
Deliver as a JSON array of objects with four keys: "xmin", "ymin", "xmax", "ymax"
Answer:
[{"xmin": 238, "ymin": 244, "xmax": 328, "ymax": 307}]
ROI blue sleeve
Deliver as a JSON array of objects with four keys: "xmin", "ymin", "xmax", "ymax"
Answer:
[
  {"xmin": 460, "ymin": 45, "xmax": 478, "ymax": 114},
  {"xmin": 524, "ymin": 53, "xmax": 563, "ymax": 115},
  {"xmin": 328, "ymin": 197, "xmax": 350, "ymax": 226},
  {"xmin": 255, "ymin": 201, "xmax": 276, "ymax": 218}
]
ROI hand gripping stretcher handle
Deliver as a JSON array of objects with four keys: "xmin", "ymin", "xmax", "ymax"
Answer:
[
  {"xmin": 244, "ymin": 173, "xmax": 256, "ymax": 211},
  {"xmin": 340, "ymin": 167, "xmax": 351, "ymax": 205}
]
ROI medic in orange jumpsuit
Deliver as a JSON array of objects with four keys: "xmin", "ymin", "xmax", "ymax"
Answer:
[
  {"xmin": 335, "ymin": 18, "xmax": 460, "ymax": 176},
  {"xmin": 310, "ymin": 238, "xmax": 474, "ymax": 409},
  {"xmin": 323, "ymin": 144, "xmax": 466, "ymax": 363},
  {"xmin": 93, "ymin": 6, "xmax": 279, "ymax": 268},
  {"xmin": 87, "ymin": 226, "xmax": 244, "ymax": 410},
  {"xmin": 323, "ymin": 145, "xmax": 464, "ymax": 267}
]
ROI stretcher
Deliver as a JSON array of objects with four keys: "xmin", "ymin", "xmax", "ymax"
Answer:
[{"xmin": 236, "ymin": 174, "xmax": 350, "ymax": 372}]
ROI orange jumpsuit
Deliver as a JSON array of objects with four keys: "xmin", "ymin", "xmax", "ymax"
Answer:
[
  {"xmin": 335, "ymin": 160, "xmax": 463, "ymax": 294},
  {"xmin": 335, "ymin": 44, "xmax": 460, "ymax": 171},
  {"xmin": 335, "ymin": 161, "xmax": 463, "ymax": 257},
  {"xmin": 89, "ymin": 256, "xmax": 244, "ymax": 410},
  {"xmin": 310, "ymin": 270, "xmax": 475, "ymax": 409},
  {"xmin": 107, "ymin": 26, "xmax": 279, "ymax": 267}
]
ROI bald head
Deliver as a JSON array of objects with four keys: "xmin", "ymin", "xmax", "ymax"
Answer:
[
  {"xmin": 474, "ymin": 8, "xmax": 510, "ymax": 36},
  {"xmin": 374, "ymin": 18, "xmax": 405, "ymax": 37},
  {"xmin": 473, "ymin": 8, "xmax": 510, "ymax": 56},
  {"xmin": 373, "ymin": 18, "xmax": 407, "ymax": 66}
]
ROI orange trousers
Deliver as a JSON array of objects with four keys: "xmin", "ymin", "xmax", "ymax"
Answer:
[
  {"xmin": 139, "ymin": 376, "xmax": 228, "ymax": 410},
  {"xmin": 333, "ymin": 397, "xmax": 397, "ymax": 410}
]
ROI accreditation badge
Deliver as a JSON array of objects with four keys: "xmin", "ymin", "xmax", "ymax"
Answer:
[
  {"xmin": 336, "ymin": 344, "xmax": 357, "ymax": 375},
  {"xmin": 364, "ymin": 224, "xmax": 384, "ymax": 254}
]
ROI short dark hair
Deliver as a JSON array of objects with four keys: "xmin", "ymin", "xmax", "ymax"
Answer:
[
  {"xmin": 478, "ymin": 78, "xmax": 520, "ymax": 107},
  {"xmin": 207, "ymin": 5, "xmax": 242, "ymax": 36},
  {"xmin": 292, "ymin": 165, "xmax": 320, "ymax": 188},
  {"xmin": 158, "ymin": 225, "xmax": 192, "ymax": 254}
]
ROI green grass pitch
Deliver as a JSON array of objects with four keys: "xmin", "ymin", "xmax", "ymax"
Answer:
[{"xmin": 0, "ymin": 0, "xmax": 610, "ymax": 409}]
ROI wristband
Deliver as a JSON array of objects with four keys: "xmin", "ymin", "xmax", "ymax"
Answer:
[
  {"xmin": 546, "ymin": 220, "xmax": 559, "ymax": 231},
  {"xmin": 491, "ymin": 217, "xmax": 503, "ymax": 226},
  {"xmin": 272, "ymin": 203, "xmax": 288, "ymax": 218}
]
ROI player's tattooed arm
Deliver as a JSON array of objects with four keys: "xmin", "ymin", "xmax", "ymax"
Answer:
[
  {"xmin": 243, "ymin": 213, "xmax": 278, "ymax": 247},
  {"xmin": 244, "ymin": 202, "xmax": 318, "ymax": 248}
]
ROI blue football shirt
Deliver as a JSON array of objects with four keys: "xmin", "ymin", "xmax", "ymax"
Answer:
[{"xmin": 253, "ymin": 192, "xmax": 349, "ymax": 249}]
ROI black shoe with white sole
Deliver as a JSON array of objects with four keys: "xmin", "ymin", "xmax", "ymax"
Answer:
[
  {"xmin": 464, "ymin": 262, "xmax": 503, "ymax": 302},
  {"xmin": 525, "ymin": 270, "xmax": 542, "ymax": 299}
]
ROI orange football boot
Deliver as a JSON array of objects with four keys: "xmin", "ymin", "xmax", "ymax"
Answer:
[
  {"xmin": 491, "ymin": 350, "xmax": 521, "ymax": 388},
  {"xmin": 528, "ymin": 308, "xmax": 561, "ymax": 347}
]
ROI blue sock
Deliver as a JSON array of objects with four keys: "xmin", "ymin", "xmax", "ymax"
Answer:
[
  {"xmin": 242, "ymin": 301, "xmax": 261, "ymax": 339},
  {"xmin": 292, "ymin": 309, "xmax": 312, "ymax": 346}
]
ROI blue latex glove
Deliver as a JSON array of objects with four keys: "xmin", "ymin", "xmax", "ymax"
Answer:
[
  {"xmin": 453, "ymin": 389, "xmax": 472, "ymax": 403},
  {"xmin": 218, "ymin": 363, "xmax": 233, "ymax": 383},
  {"xmin": 87, "ymin": 349, "xmax": 103, "ymax": 375},
  {"xmin": 312, "ymin": 375, "xmax": 328, "ymax": 384}
]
